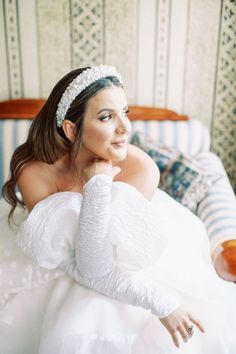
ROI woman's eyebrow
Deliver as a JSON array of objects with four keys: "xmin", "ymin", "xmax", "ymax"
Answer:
[
  {"xmin": 96, "ymin": 108, "xmax": 114, "ymax": 115},
  {"xmin": 96, "ymin": 105, "xmax": 128, "ymax": 115}
]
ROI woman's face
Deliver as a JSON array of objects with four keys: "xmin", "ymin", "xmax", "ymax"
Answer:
[{"xmin": 80, "ymin": 86, "xmax": 131, "ymax": 163}]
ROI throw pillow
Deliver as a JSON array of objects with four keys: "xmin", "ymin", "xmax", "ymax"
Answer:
[{"xmin": 130, "ymin": 131, "xmax": 222, "ymax": 212}]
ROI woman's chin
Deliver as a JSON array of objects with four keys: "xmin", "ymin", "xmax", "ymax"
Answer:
[{"xmin": 107, "ymin": 149, "xmax": 127, "ymax": 163}]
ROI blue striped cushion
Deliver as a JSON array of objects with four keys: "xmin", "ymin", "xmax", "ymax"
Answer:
[
  {"xmin": 130, "ymin": 119, "xmax": 210, "ymax": 154},
  {"xmin": 0, "ymin": 120, "xmax": 32, "ymax": 188},
  {"xmin": 130, "ymin": 130, "xmax": 221, "ymax": 213},
  {"xmin": 196, "ymin": 152, "xmax": 236, "ymax": 252}
]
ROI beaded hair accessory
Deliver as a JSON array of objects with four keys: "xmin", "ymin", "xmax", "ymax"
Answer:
[{"xmin": 56, "ymin": 64, "xmax": 123, "ymax": 127}]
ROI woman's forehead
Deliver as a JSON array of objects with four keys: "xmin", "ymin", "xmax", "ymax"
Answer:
[{"xmin": 86, "ymin": 86, "xmax": 127, "ymax": 113}]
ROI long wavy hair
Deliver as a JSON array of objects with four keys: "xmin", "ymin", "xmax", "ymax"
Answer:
[{"xmin": 2, "ymin": 67, "xmax": 122, "ymax": 222}]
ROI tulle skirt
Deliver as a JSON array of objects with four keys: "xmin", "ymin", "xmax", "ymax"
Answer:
[{"xmin": 0, "ymin": 190, "xmax": 236, "ymax": 354}]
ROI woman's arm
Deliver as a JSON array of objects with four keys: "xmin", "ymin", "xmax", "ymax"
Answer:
[
  {"xmin": 73, "ymin": 166, "xmax": 205, "ymax": 347},
  {"xmin": 73, "ymin": 173, "xmax": 179, "ymax": 319},
  {"xmin": 17, "ymin": 160, "xmax": 204, "ymax": 348}
]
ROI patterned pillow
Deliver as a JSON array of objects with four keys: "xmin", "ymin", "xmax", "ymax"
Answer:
[{"xmin": 130, "ymin": 131, "xmax": 222, "ymax": 212}]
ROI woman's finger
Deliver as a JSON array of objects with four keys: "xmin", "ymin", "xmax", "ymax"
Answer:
[
  {"xmin": 183, "ymin": 321, "xmax": 194, "ymax": 338},
  {"xmin": 189, "ymin": 314, "xmax": 205, "ymax": 333},
  {"xmin": 182, "ymin": 317, "xmax": 194, "ymax": 337},
  {"xmin": 170, "ymin": 330, "xmax": 180, "ymax": 348},
  {"xmin": 177, "ymin": 324, "xmax": 189, "ymax": 343}
]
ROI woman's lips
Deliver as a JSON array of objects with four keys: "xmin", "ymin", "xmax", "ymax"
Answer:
[{"xmin": 112, "ymin": 139, "xmax": 127, "ymax": 147}]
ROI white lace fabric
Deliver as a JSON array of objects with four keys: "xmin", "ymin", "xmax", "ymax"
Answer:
[
  {"xmin": 73, "ymin": 175, "xmax": 179, "ymax": 318},
  {"xmin": 13, "ymin": 175, "xmax": 179, "ymax": 318}
]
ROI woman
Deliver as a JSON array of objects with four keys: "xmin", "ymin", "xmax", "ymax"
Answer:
[{"xmin": 1, "ymin": 64, "xmax": 236, "ymax": 353}]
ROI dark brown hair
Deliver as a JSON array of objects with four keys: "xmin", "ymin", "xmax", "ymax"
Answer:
[{"xmin": 2, "ymin": 67, "xmax": 122, "ymax": 222}]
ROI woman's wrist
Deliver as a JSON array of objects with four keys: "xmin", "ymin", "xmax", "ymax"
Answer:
[{"xmin": 83, "ymin": 174, "xmax": 113, "ymax": 190}]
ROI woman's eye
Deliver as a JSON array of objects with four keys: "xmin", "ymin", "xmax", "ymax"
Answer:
[
  {"xmin": 123, "ymin": 109, "xmax": 129, "ymax": 117},
  {"xmin": 99, "ymin": 114, "xmax": 112, "ymax": 122}
]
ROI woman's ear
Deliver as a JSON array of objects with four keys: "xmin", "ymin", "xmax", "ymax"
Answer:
[{"xmin": 62, "ymin": 120, "xmax": 77, "ymax": 143}]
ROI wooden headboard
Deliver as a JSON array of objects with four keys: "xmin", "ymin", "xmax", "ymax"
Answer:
[{"xmin": 0, "ymin": 99, "xmax": 189, "ymax": 121}]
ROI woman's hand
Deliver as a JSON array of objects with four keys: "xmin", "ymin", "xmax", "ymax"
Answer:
[
  {"xmin": 80, "ymin": 158, "xmax": 121, "ymax": 184},
  {"xmin": 160, "ymin": 307, "xmax": 205, "ymax": 348}
]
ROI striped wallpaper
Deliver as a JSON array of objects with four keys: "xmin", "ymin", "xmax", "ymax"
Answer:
[{"xmin": 0, "ymin": 0, "xmax": 235, "ymax": 189}]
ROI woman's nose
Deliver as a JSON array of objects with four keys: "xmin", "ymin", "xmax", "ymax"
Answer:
[{"xmin": 116, "ymin": 116, "xmax": 129, "ymax": 134}]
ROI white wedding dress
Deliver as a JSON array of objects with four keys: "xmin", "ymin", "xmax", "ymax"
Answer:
[{"xmin": 0, "ymin": 174, "xmax": 236, "ymax": 354}]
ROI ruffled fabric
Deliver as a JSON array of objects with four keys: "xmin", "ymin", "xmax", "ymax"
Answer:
[
  {"xmin": 1, "ymin": 178, "xmax": 173, "ymax": 319},
  {"xmin": 17, "ymin": 182, "xmax": 167, "ymax": 273},
  {"xmin": 0, "ymin": 198, "xmax": 63, "ymax": 315},
  {"xmin": 16, "ymin": 176, "xmax": 178, "ymax": 320},
  {"xmin": 1, "ymin": 180, "xmax": 236, "ymax": 354},
  {"xmin": 109, "ymin": 181, "xmax": 167, "ymax": 271},
  {"xmin": 17, "ymin": 192, "xmax": 82, "ymax": 269}
]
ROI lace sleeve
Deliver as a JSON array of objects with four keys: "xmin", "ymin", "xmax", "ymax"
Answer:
[{"xmin": 69, "ymin": 174, "xmax": 180, "ymax": 319}]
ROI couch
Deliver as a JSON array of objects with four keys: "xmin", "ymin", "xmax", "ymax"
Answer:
[{"xmin": 0, "ymin": 99, "xmax": 236, "ymax": 282}]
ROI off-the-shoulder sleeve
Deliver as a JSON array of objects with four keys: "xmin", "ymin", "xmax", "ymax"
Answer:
[
  {"xmin": 70, "ymin": 174, "xmax": 180, "ymax": 319},
  {"xmin": 17, "ymin": 192, "xmax": 82, "ymax": 269},
  {"xmin": 17, "ymin": 176, "xmax": 179, "ymax": 318}
]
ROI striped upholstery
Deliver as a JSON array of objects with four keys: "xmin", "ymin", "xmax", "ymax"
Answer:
[
  {"xmin": 196, "ymin": 152, "xmax": 236, "ymax": 252},
  {"xmin": 130, "ymin": 119, "xmax": 211, "ymax": 154},
  {"xmin": 0, "ymin": 119, "xmax": 32, "ymax": 187}
]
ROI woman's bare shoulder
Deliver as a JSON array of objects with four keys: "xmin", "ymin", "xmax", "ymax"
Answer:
[
  {"xmin": 116, "ymin": 143, "xmax": 160, "ymax": 200},
  {"xmin": 17, "ymin": 161, "xmax": 57, "ymax": 212}
]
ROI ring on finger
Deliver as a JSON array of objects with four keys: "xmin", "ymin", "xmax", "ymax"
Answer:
[{"xmin": 187, "ymin": 325, "xmax": 194, "ymax": 336}]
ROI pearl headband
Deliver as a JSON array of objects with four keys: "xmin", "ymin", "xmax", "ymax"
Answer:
[{"xmin": 56, "ymin": 64, "xmax": 123, "ymax": 127}]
